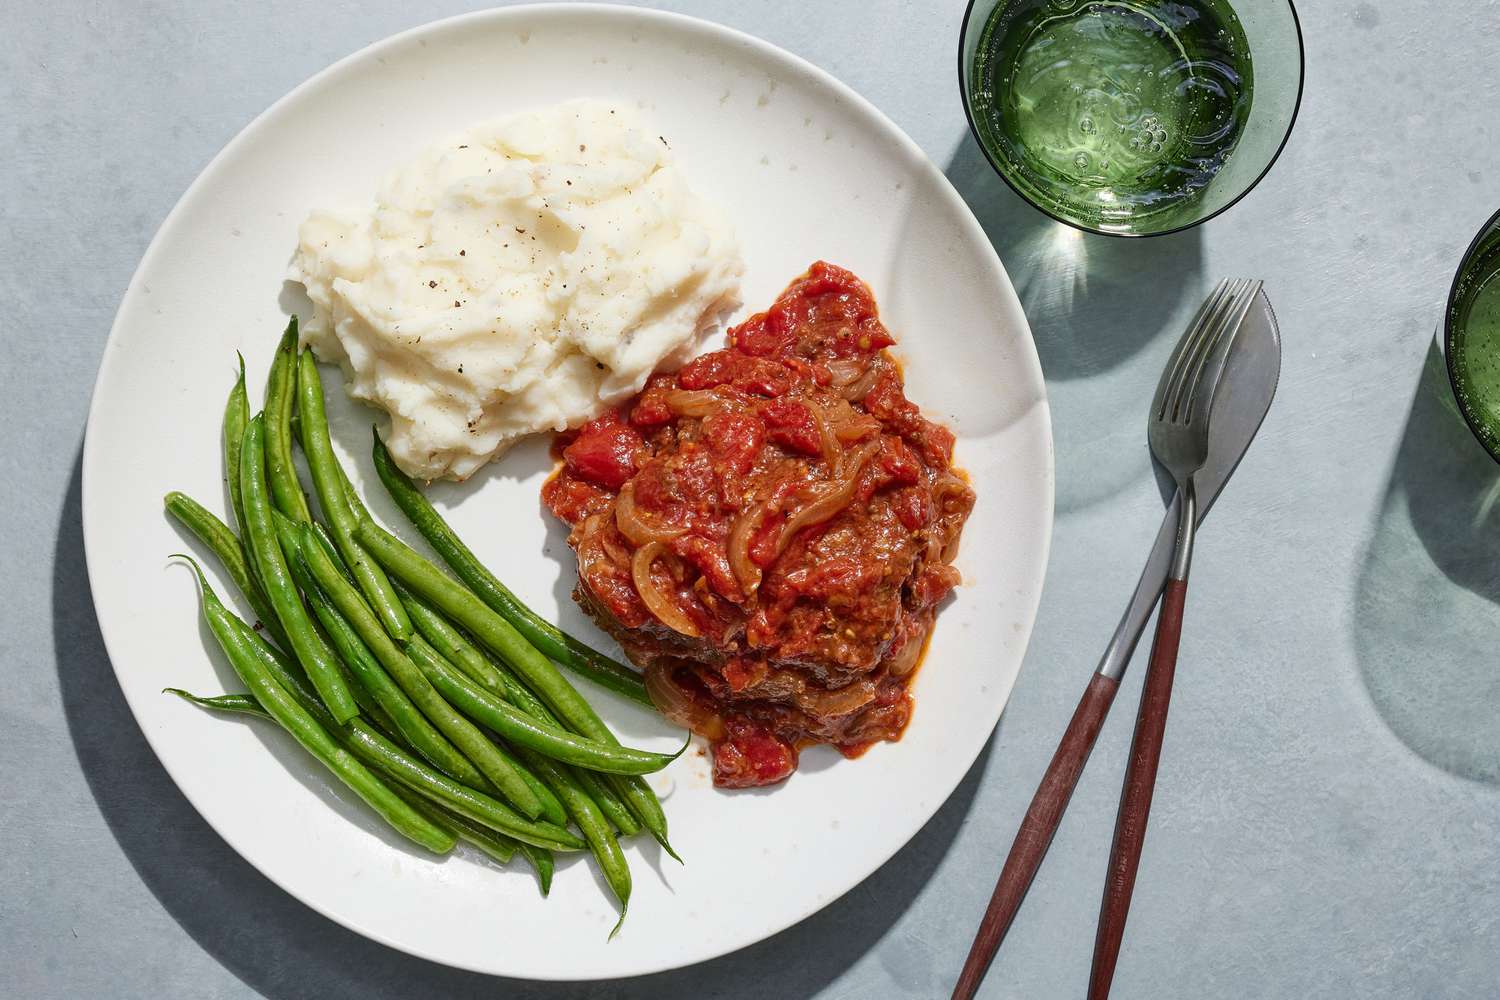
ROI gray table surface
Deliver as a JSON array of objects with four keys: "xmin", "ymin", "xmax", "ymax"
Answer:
[{"xmin": 6, "ymin": 1, "xmax": 1499, "ymax": 997}]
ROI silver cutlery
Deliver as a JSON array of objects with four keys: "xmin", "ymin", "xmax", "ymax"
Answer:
[{"xmin": 952, "ymin": 282, "xmax": 1281, "ymax": 1000}]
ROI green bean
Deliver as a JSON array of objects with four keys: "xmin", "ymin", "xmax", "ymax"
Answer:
[
  {"xmin": 282, "ymin": 533, "xmax": 490, "ymax": 790},
  {"xmin": 223, "ymin": 353, "xmax": 250, "ymax": 532},
  {"xmin": 570, "ymin": 766, "xmax": 642, "ymax": 837},
  {"xmin": 263, "ymin": 322, "xmax": 313, "ymax": 522},
  {"xmin": 166, "ymin": 688, "xmax": 270, "ymax": 720},
  {"xmin": 407, "ymin": 612, "xmax": 639, "ymax": 833},
  {"xmin": 356, "ymin": 517, "xmax": 678, "ymax": 855},
  {"xmin": 171, "ymin": 687, "xmax": 555, "ymax": 873},
  {"xmin": 239, "ymin": 417, "xmax": 358, "ymax": 722},
  {"xmin": 171, "ymin": 602, "xmax": 573, "ymax": 881},
  {"xmin": 174, "ymin": 555, "xmax": 452, "ymax": 853},
  {"xmin": 469, "ymin": 651, "xmax": 642, "ymax": 835},
  {"xmin": 394, "ymin": 581, "xmax": 512, "ymax": 698},
  {"xmin": 394, "ymin": 590, "xmax": 573, "ymax": 825},
  {"xmin": 163, "ymin": 491, "xmax": 289, "ymax": 650},
  {"xmin": 210, "ymin": 608, "xmax": 583, "ymax": 852},
  {"xmin": 298, "ymin": 523, "xmax": 545, "ymax": 820},
  {"xmin": 373, "ymin": 630, "xmax": 563, "ymax": 825},
  {"xmin": 296, "ymin": 352, "xmax": 411, "ymax": 641},
  {"xmin": 170, "ymin": 683, "xmax": 576, "ymax": 857},
  {"xmin": 520, "ymin": 748, "xmax": 630, "ymax": 932},
  {"xmin": 370, "ymin": 432, "xmax": 650, "ymax": 706},
  {"xmin": 408, "ymin": 636, "xmax": 681, "ymax": 775},
  {"xmin": 348, "ymin": 725, "xmax": 581, "ymax": 851},
  {"xmin": 517, "ymin": 843, "xmax": 554, "ymax": 896},
  {"xmin": 355, "ymin": 518, "xmax": 616, "ymax": 737},
  {"xmin": 504, "ymin": 749, "xmax": 567, "ymax": 827},
  {"xmin": 390, "ymin": 784, "xmax": 516, "ymax": 866},
  {"xmin": 488, "ymin": 652, "xmax": 660, "ymax": 843},
  {"xmin": 356, "ymin": 610, "xmax": 565, "ymax": 823}
]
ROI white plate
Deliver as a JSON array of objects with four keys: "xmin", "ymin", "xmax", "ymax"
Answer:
[{"xmin": 82, "ymin": 3, "xmax": 1052, "ymax": 980}]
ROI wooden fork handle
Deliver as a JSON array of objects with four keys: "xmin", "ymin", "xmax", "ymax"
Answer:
[
  {"xmin": 951, "ymin": 672, "xmax": 1121, "ymax": 1000},
  {"xmin": 1088, "ymin": 577, "xmax": 1189, "ymax": 1000}
]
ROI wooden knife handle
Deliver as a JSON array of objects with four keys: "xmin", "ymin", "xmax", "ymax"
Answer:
[
  {"xmin": 951, "ymin": 671, "xmax": 1122, "ymax": 1000},
  {"xmin": 1088, "ymin": 577, "xmax": 1189, "ymax": 1000}
]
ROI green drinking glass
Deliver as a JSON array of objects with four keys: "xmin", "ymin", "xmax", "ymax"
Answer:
[
  {"xmin": 959, "ymin": 0, "xmax": 1304, "ymax": 237},
  {"xmin": 1446, "ymin": 208, "xmax": 1500, "ymax": 462}
]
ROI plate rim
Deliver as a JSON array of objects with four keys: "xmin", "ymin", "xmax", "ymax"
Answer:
[{"xmin": 81, "ymin": 1, "xmax": 1054, "ymax": 979}]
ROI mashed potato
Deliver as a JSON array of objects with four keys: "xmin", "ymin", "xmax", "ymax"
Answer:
[{"xmin": 290, "ymin": 100, "xmax": 742, "ymax": 481}]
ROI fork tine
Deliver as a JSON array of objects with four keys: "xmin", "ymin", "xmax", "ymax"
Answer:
[
  {"xmin": 1183, "ymin": 280, "xmax": 1263, "ymax": 419},
  {"xmin": 1171, "ymin": 278, "xmax": 1252, "ymax": 420},
  {"xmin": 1156, "ymin": 280, "xmax": 1233, "ymax": 422},
  {"xmin": 1160, "ymin": 280, "xmax": 1239, "ymax": 422}
]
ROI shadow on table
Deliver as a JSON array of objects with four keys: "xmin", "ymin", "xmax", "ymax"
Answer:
[
  {"xmin": 1353, "ymin": 341, "xmax": 1500, "ymax": 785},
  {"xmin": 53, "ymin": 450, "xmax": 987, "ymax": 999},
  {"xmin": 943, "ymin": 134, "xmax": 1207, "ymax": 513}
]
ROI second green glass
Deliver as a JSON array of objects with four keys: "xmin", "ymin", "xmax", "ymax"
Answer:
[{"xmin": 960, "ymin": 0, "xmax": 1304, "ymax": 236}]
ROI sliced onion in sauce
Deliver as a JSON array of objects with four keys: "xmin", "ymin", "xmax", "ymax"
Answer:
[
  {"xmin": 793, "ymin": 677, "xmax": 879, "ymax": 718},
  {"xmin": 664, "ymin": 389, "xmax": 728, "ymax": 418},
  {"xmin": 805, "ymin": 399, "xmax": 844, "ymax": 473},
  {"xmin": 631, "ymin": 541, "xmax": 702, "ymax": 638},
  {"xmin": 614, "ymin": 481, "xmax": 687, "ymax": 547},
  {"xmin": 644, "ymin": 662, "xmax": 726, "ymax": 741},
  {"xmin": 885, "ymin": 631, "xmax": 925, "ymax": 678},
  {"xmin": 825, "ymin": 358, "xmax": 865, "ymax": 387},
  {"xmin": 773, "ymin": 440, "xmax": 880, "ymax": 558},
  {"xmin": 727, "ymin": 497, "xmax": 777, "ymax": 595}
]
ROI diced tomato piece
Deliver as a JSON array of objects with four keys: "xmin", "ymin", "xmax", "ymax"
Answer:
[
  {"xmin": 678, "ymin": 351, "xmax": 789, "ymax": 396},
  {"xmin": 563, "ymin": 410, "xmax": 644, "ymax": 490},
  {"xmin": 727, "ymin": 312, "xmax": 795, "ymax": 358},
  {"xmin": 712, "ymin": 716, "xmax": 797, "ymax": 788},
  {"xmin": 892, "ymin": 485, "xmax": 931, "ymax": 531},
  {"xmin": 671, "ymin": 532, "xmax": 741, "ymax": 602},
  {"xmin": 914, "ymin": 419, "xmax": 956, "ymax": 466},
  {"xmin": 862, "ymin": 372, "xmax": 916, "ymax": 425},
  {"xmin": 629, "ymin": 385, "xmax": 673, "ymax": 428},
  {"xmin": 760, "ymin": 399, "xmax": 820, "ymax": 456},
  {"xmin": 701, "ymin": 410, "xmax": 765, "ymax": 476},
  {"xmin": 540, "ymin": 473, "xmax": 612, "ymax": 526},
  {"xmin": 879, "ymin": 435, "xmax": 922, "ymax": 487}
]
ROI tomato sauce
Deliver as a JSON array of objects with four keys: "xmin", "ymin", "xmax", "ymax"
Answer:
[{"xmin": 543, "ymin": 263, "xmax": 975, "ymax": 788}]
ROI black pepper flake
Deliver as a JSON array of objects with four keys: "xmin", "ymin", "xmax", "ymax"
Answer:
[
  {"xmin": 458, "ymin": 144, "xmax": 468, "ymax": 148},
  {"xmin": 659, "ymin": 135, "xmax": 668, "ymax": 146},
  {"xmin": 565, "ymin": 179, "xmax": 572, "ymax": 186},
  {"xmin": 428, "ymin": 280, "xmax": 437, "ymax": 288},
  {"xmin": 454, "ymin": 300, "xmax": 461, "ymax": 308},
  {"xmin": 578, "ymin": 144, "xmax": 586, "ymax": 152},
  {"xmin": 459, "ymin": 249, "xmax": 466, "ymax": 255},
  {"xmin": 458, "ymin": 364, "xmax": 465, "ymax": 373},
  {"xmin": 515, "ymin": 227, "xmax": 527, "ymax": 234}
]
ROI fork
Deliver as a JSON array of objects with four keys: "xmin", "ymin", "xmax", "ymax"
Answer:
[
  {"xmin": 951, "ymin": 279, "xmax": 1264, "ymax": 1000},
  {"xmin": 1086, "ymin": 278, "xmax": 1263, "ymax": 999}
]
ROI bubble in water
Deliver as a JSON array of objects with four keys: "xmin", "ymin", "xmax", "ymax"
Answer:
[
  {"xmin": 1073, "ymin": 152, "xmax": 1091, "ymax": 171},
  {"xmin": 1080, "ymin": 117, "xmax": 1096, "ymax": 134}
]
